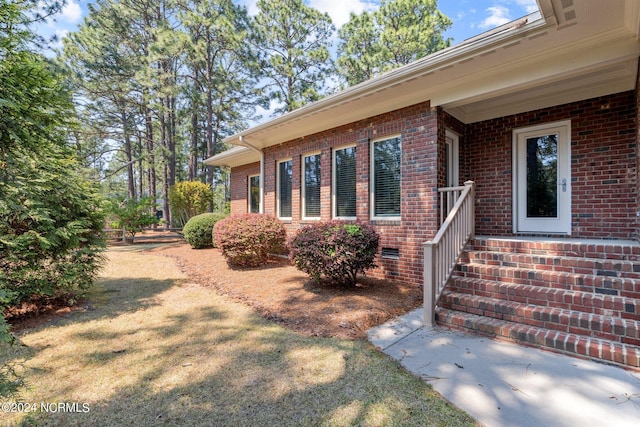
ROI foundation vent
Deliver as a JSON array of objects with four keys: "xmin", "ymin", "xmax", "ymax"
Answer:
[{"xmin": 381, "ymin": 248, "xmax": 400, "ymax": 259}]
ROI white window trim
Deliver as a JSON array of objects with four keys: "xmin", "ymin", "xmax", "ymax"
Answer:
[
  {"xmin": 370, "ymin": 134, "xmax": 402, "ymax": 221},
  {"xmin": 277, "ymin": 158, "xmax": 293, "ymax": 220},
  {"xmin": 248, "ymin": 174, "xmax": 260, "ymax": 214},
  {"xmin": 332, "ymin": 144, "xmax": 357, "ymax": 220},
  {"xmin": 302, "ymin": 151, "xmax": 322, "ymax": 220},
  {"xmin": 445, "ymin": 129, "xmax": 460, "ymax": 187}
]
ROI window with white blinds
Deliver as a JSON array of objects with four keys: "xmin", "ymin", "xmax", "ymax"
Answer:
[
  {"xmin": 333, "ymin": 145, "xmax": 356, "ymax": 219},
  {"xmin": 303, "ymin": 153, "xmax": 321, "ymax": 218},
  {"xmin": 371, "ymin": 136, "xmax": 401, "ymax": 219},
  {"xmin": 277, "ymin": 159, "xmax": 292, "ymax": 218},
  {"xmin": 248, "ymin": 175, "xmax": 260, "ymax": 213}
]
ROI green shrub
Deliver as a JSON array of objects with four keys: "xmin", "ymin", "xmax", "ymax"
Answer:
[
  {"xmin": 289, "ymin": 221, "xmax": 379, "ymax": 286},
  {"xmin": 170, "ymin": 181, "xmax": 214, "ymax": 227},
  {"xmin": 214, "ymin": 214, "xmax": 286, "ymax": 267},
  {"xmin": 183, "ymin": 212, "xmax": 227, "ymax": 249},
  {"xmin": 106, "ymin": 197, "xmax": 158, "ymax": 243}
]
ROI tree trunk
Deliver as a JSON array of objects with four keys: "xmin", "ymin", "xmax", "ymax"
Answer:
[
  {"xmin": 121, "ymin": 109, "xmax": 136, "ymax": 200},
  {"xmin": 206, "ymin": 84, "xmax": 214, "ymax": 186},
  {"xmin": 162, "ymin": 163, "xmax": 170, "ymax": 228},
  {"xmin": 137, "ymin": 132, "xmax": 144, "ymax": 197},
  {"xmin": 189, "ymin": 110, "xmax": 198, "ymax": 181},
  {"xmin": 188, "ymin": 66, "xmax": 200, "ymax": 181},
  {"xmin": 144, "ymin": 103, "xmax": 156, "ymax": 203},
  {"xmin": 159, "ymin": 96, "xmax": 171, "ymax": 228},
  {"xmin": 168, "ymin": 94, "xmax": 176, "ymax": 188}
]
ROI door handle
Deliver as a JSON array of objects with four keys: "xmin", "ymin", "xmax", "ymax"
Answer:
[{"xmin": 561, "ymin": 178, "xmax": 567, "ymax": 192}]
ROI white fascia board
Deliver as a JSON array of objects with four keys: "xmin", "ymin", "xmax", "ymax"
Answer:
[{"xmin": 204, "ymin": 146, "xmax": 260, "ymax": 168}]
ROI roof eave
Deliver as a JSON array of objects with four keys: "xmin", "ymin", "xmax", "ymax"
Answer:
[{"xmin": 204, "ymin": 146, "xmax": 260, "ymax": 168}]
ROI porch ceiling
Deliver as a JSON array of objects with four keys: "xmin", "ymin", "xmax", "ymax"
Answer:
[
  {"xmin": 207, "ymin": 0, "xmax": 640, "ymax": 167},
  {"xmin": 443, "ymin": 47, "xmax": 639, "ymax": 124}
]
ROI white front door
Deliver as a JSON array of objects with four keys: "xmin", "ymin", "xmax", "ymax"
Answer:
[{"xmin": 513, "ymin": 120, "xmax": 571, "ymax": 234}]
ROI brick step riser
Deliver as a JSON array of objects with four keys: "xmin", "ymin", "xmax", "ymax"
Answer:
[
  {"xmin": 439, "ymin": 292, "xmax": 640, "ymax": 345},
  {"xmin": 448, "ymin": 276, "xmax": 640, "ymax": 320},
  {"xmin": 436, "ymin": 308, "xmax": 640, "ymax": 368},
  {"xmin": 453, "ymin": 265, "xmax": 640, "ymax": 299},
  {"xmin": 469, "ymin": 239, "xmax": 640, "ymax": 261},
  {"xmin": 460, "ymin": 251, "xmax": 640, "ymax": 279}
]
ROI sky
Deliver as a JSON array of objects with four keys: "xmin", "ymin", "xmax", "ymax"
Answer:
[{"xmin": 35, "ymin": 0, "xmax": 540, "ymax": 53}]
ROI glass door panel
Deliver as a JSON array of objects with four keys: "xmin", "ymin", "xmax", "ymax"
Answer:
[{"xmin": 526, "ymin": 134, "xmax": 558, "ymax": 218}]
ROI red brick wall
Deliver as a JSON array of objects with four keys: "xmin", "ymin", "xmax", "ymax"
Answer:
[
  {"xmin": 255, "ymin": 101, "xmax": 439, "ymax": 286},
  {"xmin": 464, "ymin": 91, "xmax": 638, "ymax": 239},
  {"xmin": 230, "ymin": 162, "xmax": 260, "ymax": 215},
  {"xmin": 228, "ymin": 90, "xmax": 638, "ymax": 287},
  {"xmin": 636, "ymin": 63, "xmax": 640, "ymax": 241}
]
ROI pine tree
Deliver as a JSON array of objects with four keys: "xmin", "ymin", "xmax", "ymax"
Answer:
[
  {"xmin": 337, "ymin": 0, "xmax": 452, "ymax": 87},
  {"xmin": 252, "ymin": 0, "xmax": 335, "ymax": 114}
]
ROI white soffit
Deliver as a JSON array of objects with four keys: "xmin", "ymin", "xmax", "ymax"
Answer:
[{"xmin": 445, "ymin": 58, "xmax": 637, "ymax": 123}]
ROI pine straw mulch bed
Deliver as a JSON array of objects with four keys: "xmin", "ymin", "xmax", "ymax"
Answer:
[{"xmin": 147, "ymin": 242, "xmax": 423, "ymax": 340}]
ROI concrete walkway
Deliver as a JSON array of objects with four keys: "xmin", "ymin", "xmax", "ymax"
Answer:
[{"xmin": 367, "ymin": 308, "xmax": 640, "ymax": 427}]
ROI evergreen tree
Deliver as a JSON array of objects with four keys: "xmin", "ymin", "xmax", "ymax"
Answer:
[
  {"xmin": 179, "ymin": 0, "xmax": 257, "ymax": 184},
  {"xmin": 337, "ymin": 0, "xmax": 452, "ymax": 87},
  {"xmin": 252, "ymin": 0, "xmax": 335, "ymax": 114},
  {"xmin": 1, "ymin": 0, "xmax": 106, "ymax": 302},
  {"xmin": 336, "ymin": 10, "xmax": 380, "ymax": 87},
  {"xmin": 62, "ymin": 0, "xmax": 259, "ymax": 219},
  {"xmin": 0, "ymin": 0, "xmax": 105, "ymax": 397},
  {"xmin": 63, "ymin": 0, "xmax": 143, "ymax": 200}
]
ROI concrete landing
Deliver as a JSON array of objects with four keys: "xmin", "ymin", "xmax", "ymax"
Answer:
[{"xmin": 367, "ymin": 308, "xmax": 640, "ymax": 427}]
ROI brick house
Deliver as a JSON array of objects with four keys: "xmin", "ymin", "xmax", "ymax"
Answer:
[{"xmin": 206, "ymin": 0, "xmax": 640, "ymax": 368}]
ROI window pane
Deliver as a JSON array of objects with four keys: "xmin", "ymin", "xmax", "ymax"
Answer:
[
  {"xmin": 374, "ymin": 137, "xmax": 401, "ymax": 216},
  {"xmin": 249, "ymin": 175, "xmax": 260, "ymax": 213},
  {"xmin": 335, "ymin": 146, "xmax": 356, "ymax": 217},
  {"xmin": 278, "ymin": 160, "xmax": 292, "ymax": 218},
  {"xmin": 526, "ymin": 135, "xmax": 558, "ymax": 218},
  {"xmin": 304, "ymin": 154, "xmax": 321, "ymax": 217}
]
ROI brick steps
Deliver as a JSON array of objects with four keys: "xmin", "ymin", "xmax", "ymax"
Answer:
[
  {"xmin": 448, "ymin": 276, "xmax": 639, "ymax": 319},
  {"xmin": 436, "ymin": 308, "xmax": 640, "ymax": 368},
  {"xmin": 440, "ymin": 291, "xmax": 640, "ymax": 344},
  {"xmin": 462, "ymin": 251, "xmax": 640, "ymax": 279},
  {"xmin": 472, "ymin": 237, "xmax": 640, "ymax": 261},
  {"xmin": 436, "ymin": 237, "xmax": 640, "ymax": 369},
  {"xmin": 455, "ymin": 263, "xmax": 640, "ymax": 299}
]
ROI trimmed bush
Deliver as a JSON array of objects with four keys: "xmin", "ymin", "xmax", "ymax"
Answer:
[
  {"xmin": 214, "ymin": 214, "xmax": 287, "ymax": 267},
  {"xmin": 289, "ymin": 221, "xmax": 380, "ymax": 286},
  {"xmin": 183, "ymin": 212, "xmax": 228, "ymax": 249}
]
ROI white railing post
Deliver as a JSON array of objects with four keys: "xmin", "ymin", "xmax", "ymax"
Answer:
[
  {"xmin": 423, "ymin": 180, "xmax": 475, "ymax": 327},
  {"xmin": 467, "ymin": 180, "xmax": 476, "ymax": 239},
  {"xmin": 424, "ymin": 242, "xmax": 435, "ymax": 326}
]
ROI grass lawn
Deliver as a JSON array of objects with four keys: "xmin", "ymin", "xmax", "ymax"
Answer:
[{"xmin": 1, "ymin": 245, "xmax": 476, "ymax": 426}]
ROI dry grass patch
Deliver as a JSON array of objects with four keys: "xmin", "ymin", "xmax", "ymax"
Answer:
[{"xmin": 1, "ymin": 246, "xmax": 476, "ymax": 426}]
